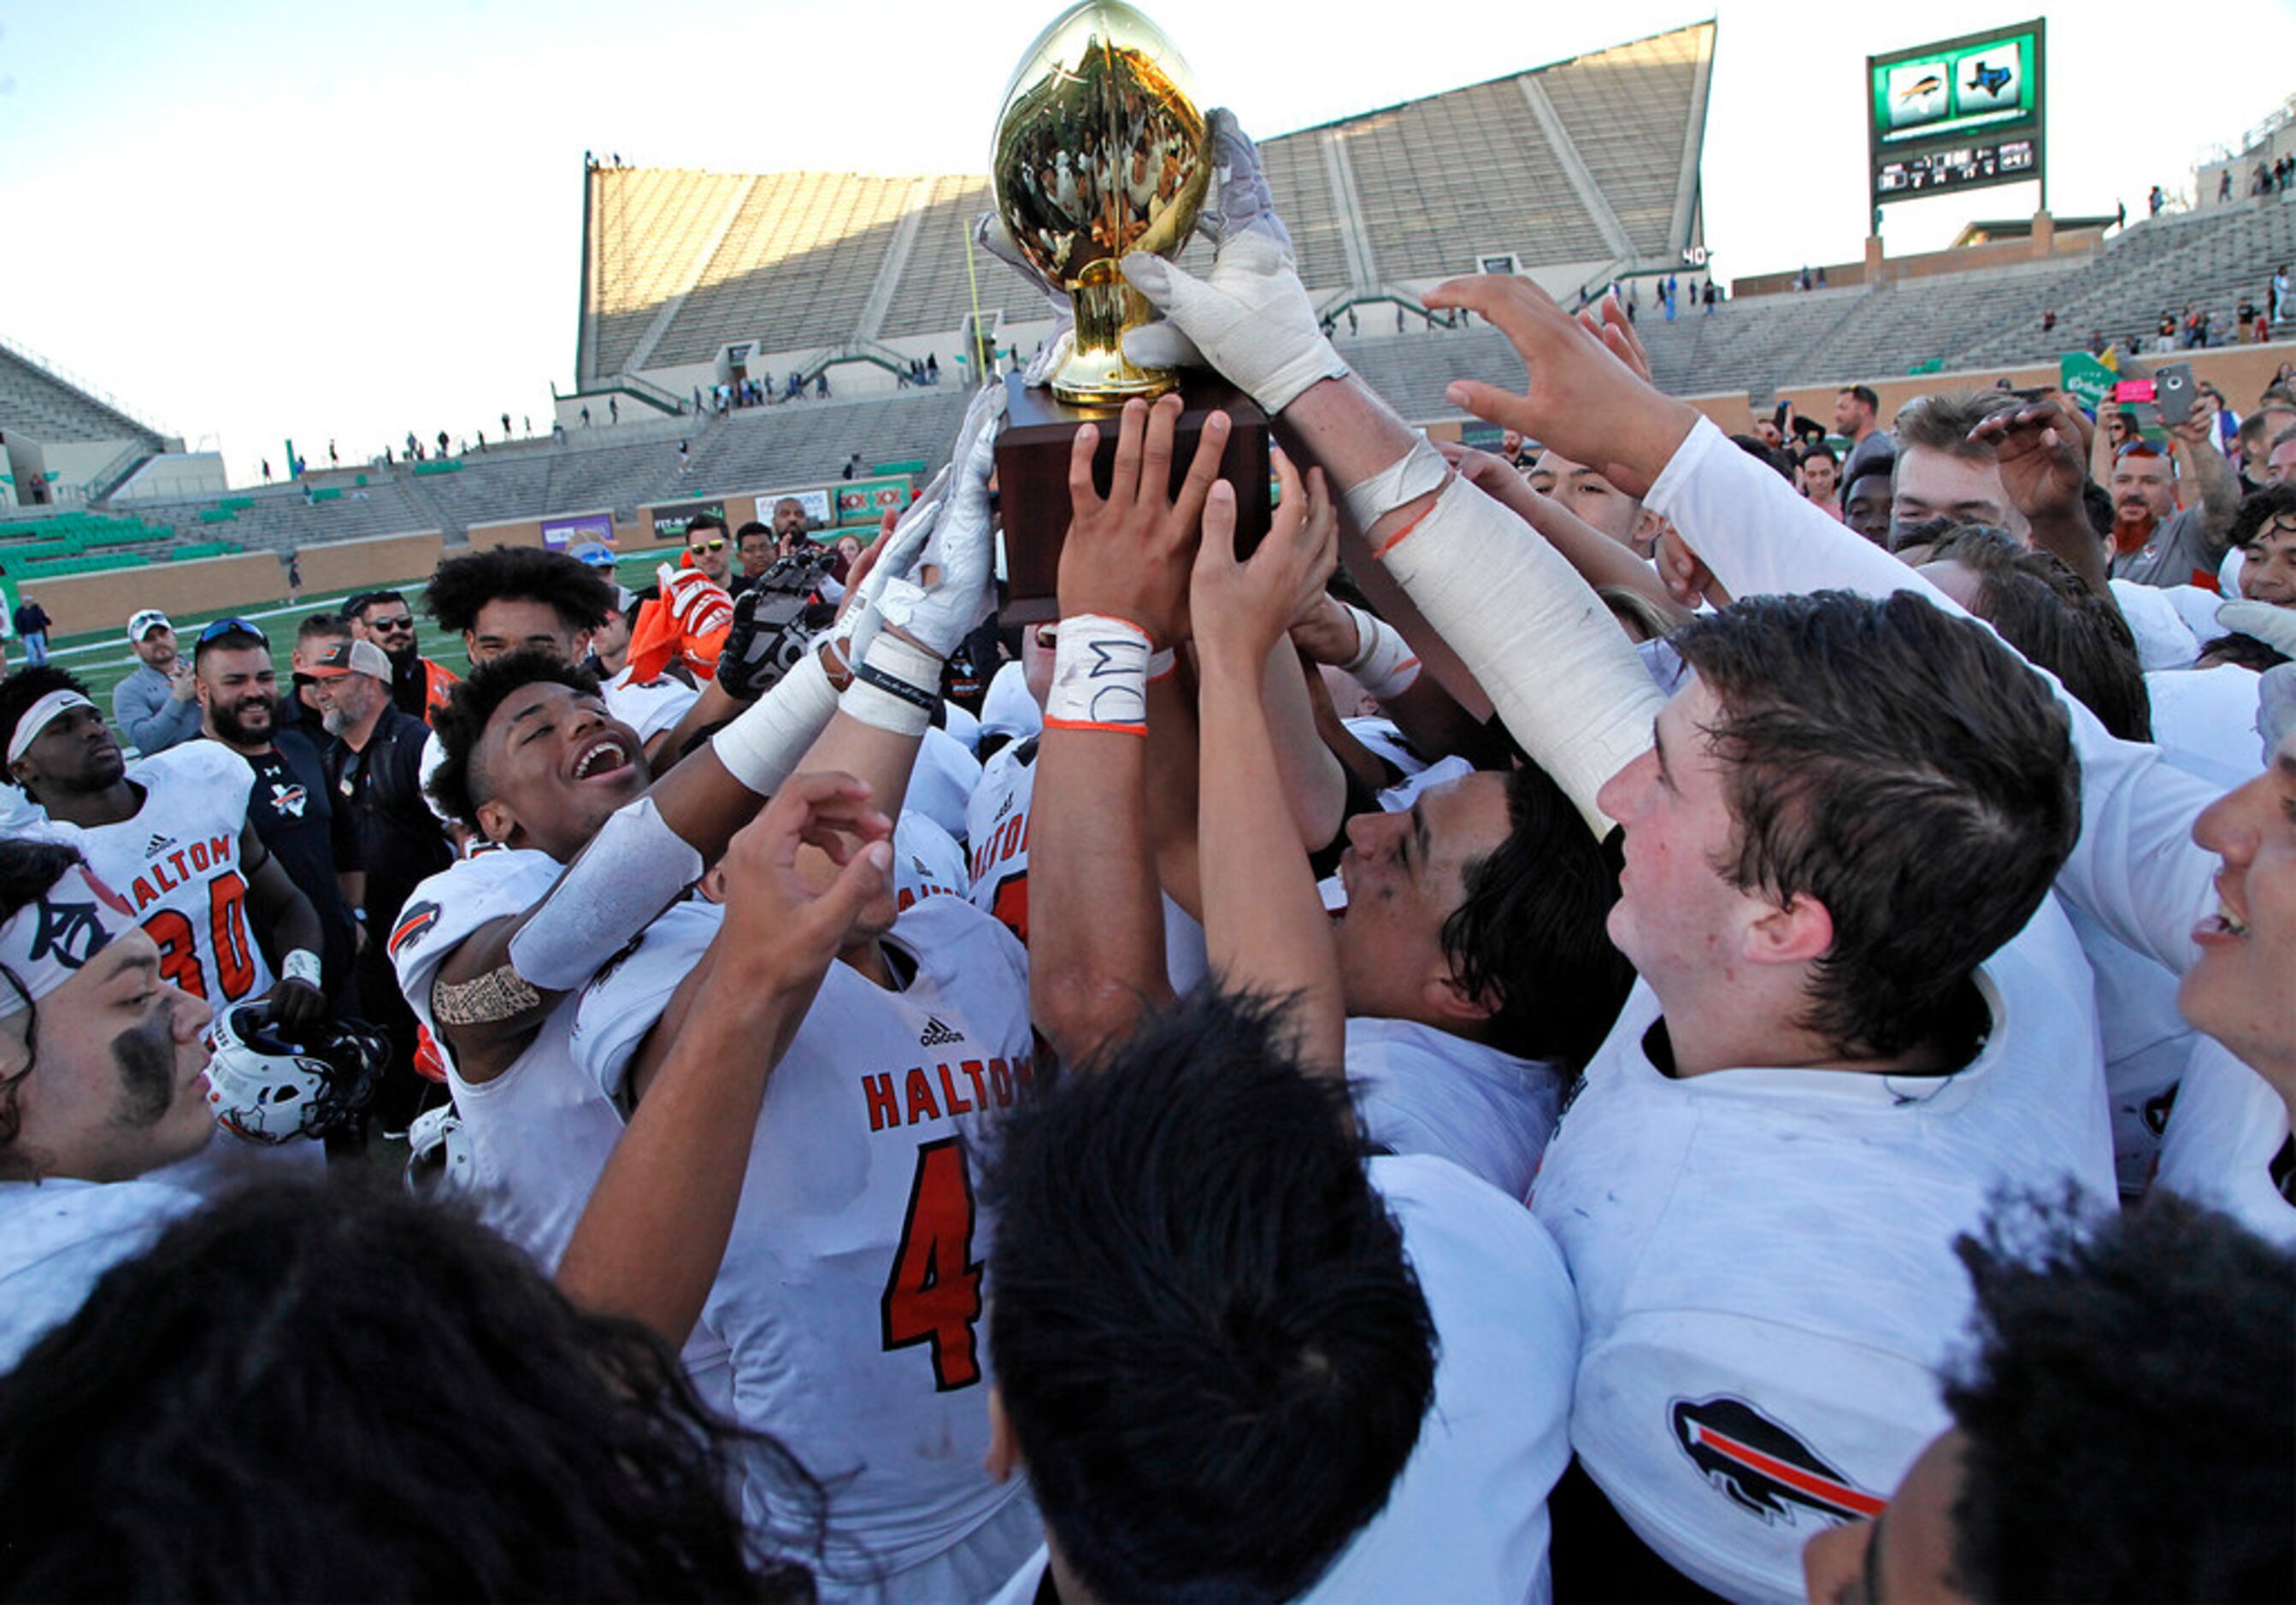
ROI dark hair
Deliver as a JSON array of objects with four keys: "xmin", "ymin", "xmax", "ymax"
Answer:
[
  {"xmin": 1798, "ymin": 441, "xmax": 1840, "ymax": 468},
  {"xmin": 1924, "ymin": 526, "xmax": 2152, "ymax": 742},
  {"xmin": 1669, "ymin": 591, "xmax": 2077, "ymax": 1059},
  {"xmin": 296, "ymin": 611, "xmax": 351, "ymax": 645},
  {"xmin": 686, "ymin": 513, "xmax": 730, "ymax": 539},
  {"xmin": 1945, "ymin": 1194, "xmax": 2294, "ymax": 1602},
  {"xmin": 1844, "ymin": 443, "xmax": 1897, "ymax": 492},
  {"xmin": 192, "ymin": 626, "xmax": 268, "ymax": 665},
  {"xmin": 427, "ymin": 650, "xmax": 603, "ymax": 829},
  {"xmin": 2195, "ymin": 632, "xmax": 2292, "ymax": 673},
  {"xmin": 985, "ymin": 989, "xmax": 1437, "ymax": 1603},
  {"xmin": 0, "ymin": 1179, "xmax": 820, "ymax": 1601},
  {"xmin": 735, "ymin": 520, "xmax": 772, "ymax": 544},
  {"xmin": 2229, "ymin": 484, "xmax": 2296, "ymax": 553},
  {"xmin": 1728, "ymin": 435, "xmax": 1796, "ymax": 481},
  {"xmin": 0, "ymin": 665, "xmax": 97, "ymax": 770},
  {"xmin": 342, "ymin": 589, "xmax": 405, "ymax": 621},
  {"xmin": 2081, "ymin": 479, "xmax": 2115, "ymax": 540},
  {"xmin": 1839, "ymin": 384, "xmax": 1881, "ymax": 414},
  {"xmin": 426, "ymin": 547, "xmax": 615, "ymax": 638},
  {"xmin": 0, "ymin": 837, "xmax": 88, "ymax": 1173},
  {"xmin": 1443, "ymin": 762, "xmax": 1633, "ymax": 1067}
]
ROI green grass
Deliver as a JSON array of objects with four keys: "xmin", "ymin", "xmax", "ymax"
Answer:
[{"xmin": 25, "ymin": 547, "xmax": 686, "ymax": 716}]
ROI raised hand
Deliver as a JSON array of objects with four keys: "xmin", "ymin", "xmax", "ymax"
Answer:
[
  {"xmin": 1058, "ymin": 391, "xmax": 1231, "ymax": 647},
  {"xmin": 716, "ymin": 771, "xmax": 893, "ymax": 994},
  {"xmin": 1970, "ymin": 400, "xmax": 2089, "ymax": 526},
  {"xmin": 872, "ymin": 382, "xmax": 1005, "ymax": 656},
  {"xmin": 1192, "ymin": 448, "xmax": 1336, "ymax": 679},
  {"xmin": 1422, "ymin": 273, "xmax": 1697, "ymax": 499}
]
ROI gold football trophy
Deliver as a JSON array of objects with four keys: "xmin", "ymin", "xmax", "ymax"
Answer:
[
  {"xmin": 991, "ymin": 0, "xmax": 1210, "ymax": 403},
  {"xmin": 987, "ymin": 0, "xmax": 1270, "ymax": 619}
]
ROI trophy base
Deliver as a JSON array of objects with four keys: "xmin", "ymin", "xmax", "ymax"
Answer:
[
  {"xmin": 994, "ymin": 373, "xmax": 1270, "ymax": 626},
  {"xmin": 1049, "ymin": 353, "xmax": 1181, "ymax": 409}
]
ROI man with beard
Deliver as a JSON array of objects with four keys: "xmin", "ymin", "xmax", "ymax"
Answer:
[
  {"xmin": 194, "ymin": 620, "xmax": 356, "ymax": 1000},
  {"xmin": 309, "ymin": 639, "xmax": 452, "ymax": 1123},
  {"xmin": 344, "ymin": 591, "xmax": 457, "ymax": 723},
  {"xmin": 113, "ymin": 610, "xmax": 203, "ymax": 756},
  {"xmin": 2098, "ymin": 410, "xmax": 2242, "ymax": 590},
  {"xmin": 0, "ymin": 837, "xmax": 217, "ymax": 1367}
]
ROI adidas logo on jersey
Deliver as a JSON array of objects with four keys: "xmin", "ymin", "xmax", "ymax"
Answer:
[
  {"xmin": 144, "ymin": 832, "xmax": 177, "ymax": 856},
  {"xmin": 919, "ymin": 1015, "xmax": 963, "ymax": 1047}
]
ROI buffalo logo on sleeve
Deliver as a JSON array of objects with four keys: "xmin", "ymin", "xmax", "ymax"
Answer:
[
  {"xmin": 1669, "ymin": 1396, "xmax": 1886, "ymax": 1526},
  {"xmin": 388, "ymin": 901, "xmax": 443, "ymax": 960}
]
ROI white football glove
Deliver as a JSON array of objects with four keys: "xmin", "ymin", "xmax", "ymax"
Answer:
[
  {"xmin": 1119, "ymin": 109, "xmax": 1348, "ymax": 416},
  {"xmin": 2216, "ymin": 597, "xmax": 2296, "ymax": 661},
  {"xmin": 842, "ymin": 383, "xmax": 1006, "ymax": 661},
  {"xmin": 974, "ymin": 212, "xmax": 1074, "ymax": 389}
]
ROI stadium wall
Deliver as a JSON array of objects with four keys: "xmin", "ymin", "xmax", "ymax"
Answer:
[
  {"xmin": 29, "ymin": 552, "xmax": 285, "ymax": 638},
  {"xmin": 1774, "ymin": 338, "xmax": 2296, "ymax": 429},
  {"xmin": 294, "ymin": 531, "xmax": 445, "ymax": 598}
]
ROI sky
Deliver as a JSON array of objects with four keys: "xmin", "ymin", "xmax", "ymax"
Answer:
[{"xmin": 1, "ymin": 1, "xmax": 2291, "ymax": 486}]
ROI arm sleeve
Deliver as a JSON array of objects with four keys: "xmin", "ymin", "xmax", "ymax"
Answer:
[{"xmin": 1644, "ymin": 416, "xmax": 2222, "ymax": 974}]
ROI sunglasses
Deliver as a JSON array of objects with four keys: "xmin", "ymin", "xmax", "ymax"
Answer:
[
  {"xmin": 690, "ymin": 538, "xmax": 727, "ymax": 553},
  {"xmin": 198, "ymin": 617, "xmax": 270, "ymax": 645},
  {"xmin": 367, "ymin": 614, "xmax": 416, "ymax": 632}
]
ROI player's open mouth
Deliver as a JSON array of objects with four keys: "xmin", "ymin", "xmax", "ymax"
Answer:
[
  {"xmin": 570, "ymin": 736, "xmax": 631, "ymax": 782},
  {"xmin": 2195, "ymin": 898, "xmax": 2249, "ymax": 942}
]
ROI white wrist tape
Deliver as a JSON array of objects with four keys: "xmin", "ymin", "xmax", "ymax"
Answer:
[
  {"xmin": 281, "ymin": 949, "xmax": 322, "ymax": 988},
  {"xmin": 1045, "ymin": 615, "xmax": 1151, "ymax": 735},
  {"xmin": 1341, "ymin": 432, "xmax": 1449, "ymax": 533},
  {"xmin": 1338, "ymin": 603, "xmax": 1421, "ymax": 700},
  {"xmin": 1148, "ymin": 648, "xmax": 1178, "ymax": 682},
  {"xmin": 506, "ymin": 796, "xmax": 705, "ymax": 991},
  {"xmin": 1378, "ymin": 477, "xmax": 1664, "ymax": 837},
  {"xmin": 710, "ymin": 650, "xmax": 839, "ymax": 795},
  {"xmin": 841, "ymin": 632, "xmax": 942, "ymax": 737}
]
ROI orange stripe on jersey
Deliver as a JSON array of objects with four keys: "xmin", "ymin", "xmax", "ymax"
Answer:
[{"xmin": 1043, "ymin": 716, "xmax": 1147, "ymax": 738}]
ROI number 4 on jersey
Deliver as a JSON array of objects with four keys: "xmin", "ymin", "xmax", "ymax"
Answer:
[{"xmin": 881, "ymin": 1138, "xmax": 983, "ymax": 1390}]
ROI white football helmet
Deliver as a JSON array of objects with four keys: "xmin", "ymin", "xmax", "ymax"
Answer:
[
  {"xmin": 204, "ymin": 1006, "xmax": 386, "ymax": 1143},
  {"xmin": 404, "ymin": 1102, "xmax": 475, "ymax": 1199}
]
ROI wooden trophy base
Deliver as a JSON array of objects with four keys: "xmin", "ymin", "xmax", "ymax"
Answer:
[{"xmin": 992, "ymin": 373, "xmax": 1270, "ymax": 625}]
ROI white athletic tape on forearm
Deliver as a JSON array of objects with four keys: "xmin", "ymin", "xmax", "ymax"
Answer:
[
  {"xmin": 841, "ymin": 632, "xmax": 942, "ymax": 737},
  {"xmin": 710, "ymin": 650, "xmax": 839, "ymax": 796},
  {"xmin": 1377, "ymin": 476, "xmax": 1664, "ymax": 837},
  {"xmin": 1148, "ymin": 648, "xmax": 1177, "ymax": 682},
  {"xmin": 1045, "ymin": 615, "xmax": 1152, "ymax": 735},
  {"xmin": 1338, "ymin": 603, "xmax": 1421, "ymax": 700},
  {"xmin": 281, "ymin": 949, "xmax": 322, "ymax": 988},
  {"xmin": 1341, "ymin": 432, "xmax": 1449, "ymax": 534},
  {"xmin": 506, "ymin": 796, "xmax": 705, "ymax": 992}
]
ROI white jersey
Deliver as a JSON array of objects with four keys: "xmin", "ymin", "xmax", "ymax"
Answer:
[
  {"xmin": 2108, "ymin": 578, "xmax": 2200, "ymax": 670},
  {"xmin": 572, "ymin": 893, "xmax": 1038, "ymax": 1595},
  {"xmin": 987, "ymin": 1155, "xmax": 1577, "ymax": 1605},
  {"xmin": 965, "ymin": 737, "xmax": 1035, "ymax": 943},
  {"xmin": 892, "ymin": 811, "xmax": 968, "ymax": 917},
  {"xmin": 386, "ymin": 847, "xmax": 621, "ymax": 1270},
  {"xmin": 2155, "ymin": 1035, "xmax": 2296, "ymax": 1247},
  {"xmin": 1531, "ymin": 902, "xmax": 2115, "ymax": 1601},
  {"xmin": 2146, "ymin": 663, "xmax": 2266, "ymax": 790},
  {"xmin": 909, "ymin": 724, "xmax": 982, "ymax": 846},
  {"xmin": 2064, "ymin": 904, "xmax": 2193, "ymax": 1196},
  {"xmin": 1349, "ymin": 1016, "xmax": 1563, "ymax": 1199},
  {"xmin": 61, "ymin": 742, "xmax": 273, "ymax": 1009},
  {"xmin": 603, "ymin": 666, "xmax": 700, "ymax": 748},
  {"xmin": 0, "ymin": 1177, "xmax": 197, "ymax": 1371}
]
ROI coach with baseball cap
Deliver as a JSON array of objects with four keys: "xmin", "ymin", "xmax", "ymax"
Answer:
[
  {"xmin": 112, "ymin": 608, "xmax": 203, "ymax": 756},
  {"xmin": 309, "ymin": 635, "xmax": 451, "ymax": 1130}
]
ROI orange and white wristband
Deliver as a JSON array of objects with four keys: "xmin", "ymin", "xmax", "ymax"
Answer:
[
  {"xmin": 1338, "ymin": 602, "xmax": 1421, "ymax": 700},
  {"xmin": 1045, "ymin": 614, "xmax": 1152, "ymax": 736}
]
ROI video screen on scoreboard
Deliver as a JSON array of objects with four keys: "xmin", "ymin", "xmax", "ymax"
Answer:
[{"xmin": 1868, "ymin": 20, "xmax": 2044, "ymax": 203}]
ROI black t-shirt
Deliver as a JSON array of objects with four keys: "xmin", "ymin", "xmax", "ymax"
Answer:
[
  {"xmin": 327, "ymin": 704, "xmax": 451, "ymax": 931},
  {"xmin": 241, "ymin": 731, "xmax": 358, "ymax": 993}
]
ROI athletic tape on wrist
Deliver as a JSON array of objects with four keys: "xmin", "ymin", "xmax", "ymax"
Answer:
[
  {"xmin": 841, "ymin": 633, "xmax": 942, "ymax": 737},
  {"xmin": 1045, "ymin": 615, "xmax": 1151, "ymax": 735},
  {"xmin": 1338, "ymin": 603, "xmax": 1421, "ymax": 700},
  {"xmin": 505, "ymin": 796, "xmax": 705, "ymax": 992},
  {"xmin": 711, "ymin": 650, "xmax": 839, "ymax": 794},
  {"xmin": 281, "ymin": 949, "xmax": 322, "ymax": 989},
  {"xmin": 1341, "ymin": 432, "xmax": 1449, "ymax": 533},
  {"xmin": 1148, "ymin": 649, "xmax": 1177, "ymax": 682}
]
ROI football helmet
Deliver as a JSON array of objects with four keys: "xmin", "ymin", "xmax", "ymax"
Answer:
[
  {"xmin": 404, "ymin": 1102, "xmax": 475, "ymax": 1199},
  {"xmin": 204, "ymin": 1006, "xmax": 386, "ymax": 1143}
]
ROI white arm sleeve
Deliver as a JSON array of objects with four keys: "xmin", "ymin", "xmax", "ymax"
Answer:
[
  {"xmin": 1645, "ymin": 415, "xmax": 2222, "ymax": 974},
  {"xmin": 1376, "ymin": 474, "xmax": 1663, "ymax": 836}
]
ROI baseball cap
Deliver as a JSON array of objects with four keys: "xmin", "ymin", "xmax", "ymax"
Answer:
[
  {"xmin": 127, "ymin": 608, "xmax": 172, "ymax": 643},
  {"xmin": 304, "ymin": 638, "xmax": 393, "ymax": 680}
]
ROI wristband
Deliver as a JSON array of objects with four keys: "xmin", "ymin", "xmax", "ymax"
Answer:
[
  {"xmin": 1045, "ymin": 614, "xmax": 1151, "ymax": 735},
  {"xmin": 1148, "ymin": 648, "xmax": 1178, "ymax": 682},
  {"xmin": 711, "ymin": 650, "xmax": 840, "ymax": 794},
  {"xmin": 281, "ymin": 949, "xmax": 322, "ymax": 989},
  {"xmin": 1342, "ymin": 432, "xmax": 1450, "ymax": 533},
  {"xmin": 1338, "ymin": 603, "xmax": 1421, "ymax": 700},
  {"xmin": 841, "ymin": 632, "xmax": 941, "ymax": 737}
]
